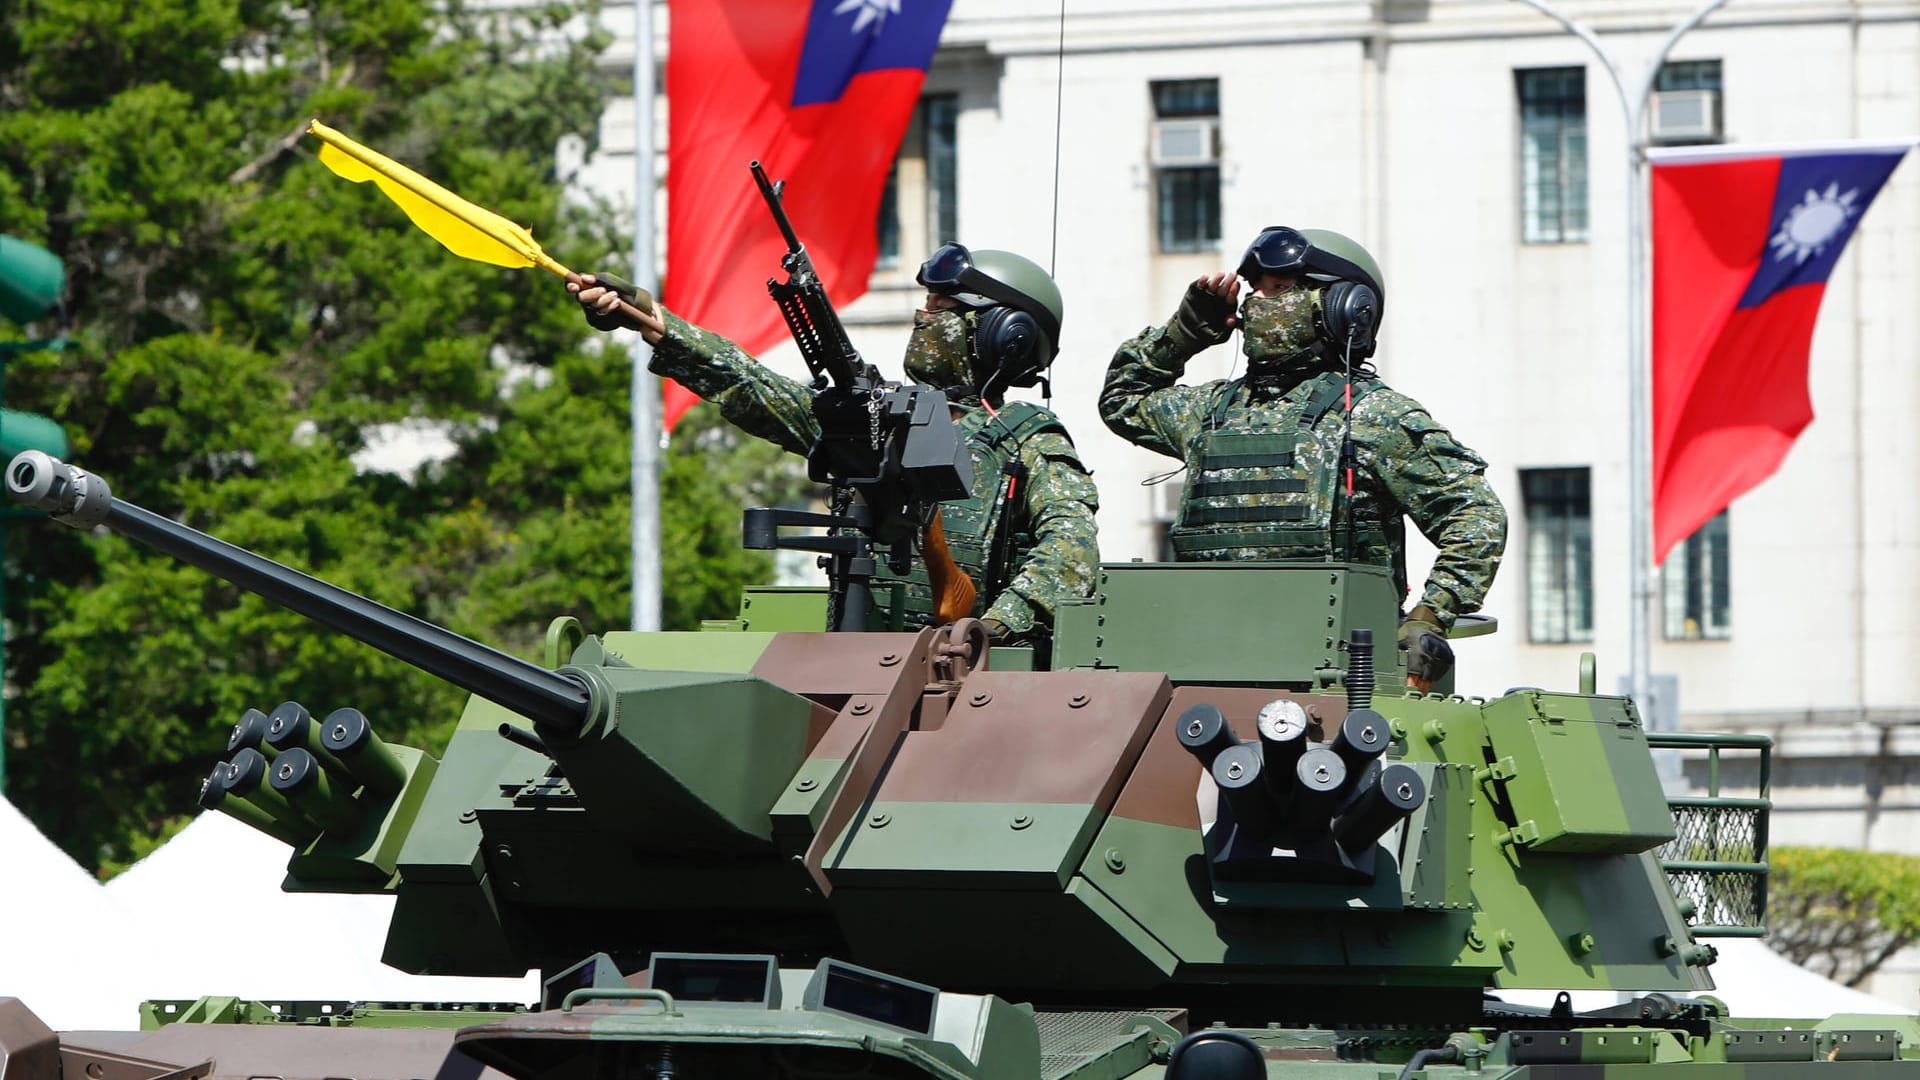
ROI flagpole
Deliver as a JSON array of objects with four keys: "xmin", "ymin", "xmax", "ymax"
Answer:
[
  {"xmin": 1513, "ymin": 0, "xmax": 1729, "ymax": 730},
  {"xmin": 631, "ymin": 0, "xmax": 662, "ymax": 632}
]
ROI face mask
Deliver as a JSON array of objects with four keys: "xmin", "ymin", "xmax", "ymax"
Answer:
[
  {"xmin": 904, "ymin": 308, "xmax": 975, "ymax": 390},
  {"xmin": 1239, "ymin": 287, "xmax": 1321, "ymax": 372}
]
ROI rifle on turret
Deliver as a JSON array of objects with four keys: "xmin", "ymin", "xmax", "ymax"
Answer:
[{"xmin": 743, "ymin": 162, "xmax": 974, "ymax": 632}]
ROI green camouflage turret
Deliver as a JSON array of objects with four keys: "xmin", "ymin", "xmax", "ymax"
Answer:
[{"xmin": 5, "ymin": 448, "xmax": 1884, "ymax": 1080}]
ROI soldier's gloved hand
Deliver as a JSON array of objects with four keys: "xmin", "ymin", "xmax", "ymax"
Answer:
[
  {"xmin": 1168, "ymin": 276, "xmax": 1236, "ymax": 351},
  {"xmin": 981, "ymin": 617, "xmax": 1012, "ymax": 642},
  {"xmin": 1399, "ymin": 604, "xmax": 1454, "ymax": 691},
  {"xmin": 570, "ymin": 271, "xmax": 658, "ymax": 335}
]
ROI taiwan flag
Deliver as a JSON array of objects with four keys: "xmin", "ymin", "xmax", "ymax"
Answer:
[
  {"xmin": 1650, "ymin": 140, "xmax": 1912, "ymax": 563},
  {"xmin": 662, "ymin": 0, "xmax": 954, "ymax": 430}
]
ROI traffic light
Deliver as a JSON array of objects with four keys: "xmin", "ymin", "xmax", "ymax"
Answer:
[
  {"xmin": 0, "ymin": 234, "xmax": 67, "ymax": 458},
  {"xmin": 0, "ymin": 235, "xmax": 63, "ymax": 326},
  {"xmin": 0, "ymin": 408, "xmax": 66, "ymax": 460}
]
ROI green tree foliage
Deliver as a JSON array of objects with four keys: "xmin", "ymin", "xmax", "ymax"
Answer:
[
  {"xmin": 1767, "ymin": 846, "xmax": 1920, "ymax": 987},
  {"xmin": 0, "ymin": 0, "xmax": 802, "ymax": 873}
]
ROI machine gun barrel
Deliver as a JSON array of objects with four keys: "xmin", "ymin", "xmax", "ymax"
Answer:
[
  {"xmin": 751, "ymin": 159, "xmax": 867, "ymax": 390},
  {"xmin": 7, "ymin": 451, "xmax": 593, "ymax": 733}
]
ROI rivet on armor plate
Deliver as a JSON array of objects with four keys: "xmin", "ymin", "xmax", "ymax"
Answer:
[
  {"xmin": 879, "ymin": 652, "xmax": 901, "ymax": 667},
  {"xmin": 1011, "ymin": 814, "xmax": 1033, "ymax": 830},
  {"xmin": 851, "ymin": 701, "xmax": 871, "ymax": 715},
  {"xmin": 1069, "ymin": 692, "xmax": 1090, "ymax": 708},
  {"xmin": 1104, "ymin": 848, "xmax": 1126, "ymax": 873},
  {"xmin": 970, "ymin": 691, "xmax": 992, "ymax": 707},
  {"xmin": 796, "ymin": 777, "xmax": 818, "ymax": 792},
  {"xmin": 869, "ymin": 812, "xmax": 890, "ymax": 828}
]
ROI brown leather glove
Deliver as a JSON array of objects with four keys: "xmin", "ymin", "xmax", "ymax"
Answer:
[
  {"xmin": 1399, "ymin": 604, "xmax": 1454, "ymax": 690},
  {"xmin": 981, "ymin": 617, "xmax": 1012, "ymax": 642},
  {"xmin": 1167, "ymin": 281, "xmax": 1235, "ymax": 352}
]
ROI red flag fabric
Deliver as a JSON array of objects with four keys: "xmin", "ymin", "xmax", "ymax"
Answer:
[
  {"xmin": 662, "ymin": 0, "xmax": 954, "ymax": 431},
  {"xmin": 1650, "ymin": 141, "xmax": 1909, "ymax": 564}
]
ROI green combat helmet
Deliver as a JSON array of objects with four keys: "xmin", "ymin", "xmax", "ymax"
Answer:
[
  {"xmin": 1, "ymin": 442, "xmax": 1865, "ymax": 1080},
  {"xmin": 917, "ymin": 243, "xmax": 1065, "ymax": 391},
  {"xmin": 1239, "ymin": 226, "xmax": 1386, "ymax": 358}
]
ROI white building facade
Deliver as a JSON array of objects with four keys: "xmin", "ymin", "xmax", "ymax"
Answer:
[
  {"xmin": 584, "ymin": 0, "xmax": 1920, "ymax": 729},
  {"xmin": 567, "ymin": 0, "xmax": 1920, "ymax": 999},
  {"xmin": 581, "ymin": 0, "xmax": 1920, "ymax": 888}
]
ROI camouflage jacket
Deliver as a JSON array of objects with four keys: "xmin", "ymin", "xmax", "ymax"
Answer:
[
  {"xmin": 1100, "ymin": 321, "xmax": 1505, "ymax": 628},
  {"xmin": 651, "ymin": 310, "xmax": 1101, "ymax": 639}
]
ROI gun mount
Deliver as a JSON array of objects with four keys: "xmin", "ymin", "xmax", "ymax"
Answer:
[{"xmin": 5, "ymin": 450, "xmax": 1851, "ymax": 1080}]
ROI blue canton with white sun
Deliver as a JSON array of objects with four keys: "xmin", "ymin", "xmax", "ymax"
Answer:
[{"xmin": 1738, "ymin": 151, "xmax": 1906, "ymax": 309}]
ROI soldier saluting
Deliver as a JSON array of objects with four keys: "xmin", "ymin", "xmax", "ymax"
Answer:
[
  {"xmin": 571, "ymin": 244, "xmax": 1099, "ymax": 648},
  {"xmin": 1100, "ymin": 226, "xmax": 1505, "ymax": 687}
]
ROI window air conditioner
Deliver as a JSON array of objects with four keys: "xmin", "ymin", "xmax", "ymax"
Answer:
[
  {"xmin": 1150, "ymin": 119, "xmax": 1219, "ymax": 167},
  {"xmin": 1649, "ymin": 89, "xmax": 1721, "ymax": 143}
]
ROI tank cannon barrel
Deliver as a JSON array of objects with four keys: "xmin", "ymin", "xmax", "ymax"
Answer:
[{"xmin": 7, "ymin": 451, "xmax": 593, "ymax": 733}]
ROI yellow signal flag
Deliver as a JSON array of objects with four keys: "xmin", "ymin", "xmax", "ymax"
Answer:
[{"xmin": 307, "ymin": 119, "xmax": 573, "ymax": 278}]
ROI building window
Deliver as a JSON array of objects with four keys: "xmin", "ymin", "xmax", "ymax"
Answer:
[
  {"xmin": 877, "ymin": 95, "xmax": 958, "ymax": 270},
  {"xmin": 1664, "ymin": 511, "xmax": 1730, "ymax": 640},
  {"xmin": 1657, "ymin": 59, "xmax": 1722, "ymax": 93},
  {"xmin": 1151, "ymin": 79, "xmax": 1220, "ymax": 254},
  {"xmin": 1522, "ymin": 467, "xmax": 1593, "ymax": 644},
  {"xmin": 1517, "ymin": 67, "xmax": 1588, "ymax": 244}
]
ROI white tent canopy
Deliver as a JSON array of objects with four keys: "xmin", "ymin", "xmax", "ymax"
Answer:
[
  {"xmin": 0, "ymin": 796, "xmax": 153, "ymax": 1030},
  {"xmin": 1, "ymin": 798, "xmax": 536, "ymax": 1030},
  {"xmin": 3, "ymin": 796, "xmax": 1909, "ymax": 1031}
]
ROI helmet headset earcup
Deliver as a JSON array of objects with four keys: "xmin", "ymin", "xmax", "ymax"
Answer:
[
  {"xmin": 972, "ymin": 306, "xmax": 1046, "ymax": 391},
  {"xmin": 1317, "ymin": 281, "xmax": 1380, "ymax": 358}
]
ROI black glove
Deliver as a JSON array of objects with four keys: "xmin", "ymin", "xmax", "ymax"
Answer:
[
  {"xmin": 579, "ymin": 271, "xmax": 652, "ymax": 332},
  {"xmin": 1399, "ymin": 604, "xmax": 1454, "ymax": 688},
  {"xmin": 1167, "ymin": 281, "xmax": 1235, "ymax": 351}
]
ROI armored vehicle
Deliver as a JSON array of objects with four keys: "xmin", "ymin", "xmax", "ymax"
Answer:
[{"xmin": 2, "ymin": 447, "xmax": 1902, "ymax": 1080}]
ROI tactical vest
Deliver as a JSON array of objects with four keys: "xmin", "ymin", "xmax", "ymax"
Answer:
[
  {"xmin": 1167, "ymin": 372, "xmax": 1403, "ymax": 584},
  {"xmin": 872, "ymin": 402, "xmax": 1064, "ymax": 628}
]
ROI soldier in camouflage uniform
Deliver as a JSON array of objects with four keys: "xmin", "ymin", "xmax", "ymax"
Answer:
[
  {"xmin": 571, "ymin": 245, "xmax": 1099, "ymax": 646},
  {"xmin": 1100, "ymin": 226, "xmax": 1504, "ymax": 686}
]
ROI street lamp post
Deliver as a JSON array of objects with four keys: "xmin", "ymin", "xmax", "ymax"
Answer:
[
  {"xmin": 1513, "ymin": 0, "xmax": 1731, "ymax": 725},
  {"xmin": 630, "ymin": 0, "xmax": 662, "ymax": 633}
]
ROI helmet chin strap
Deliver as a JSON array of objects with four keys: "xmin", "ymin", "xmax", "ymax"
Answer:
[{"xmin": 1336, "ymin": 324, "xmax": 1358, "ymax": 563}]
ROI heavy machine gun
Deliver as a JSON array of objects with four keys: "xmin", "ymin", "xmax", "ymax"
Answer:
[{"xmin": 744, "ymin": 161, "xmax": 970, "ymax": 632}]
